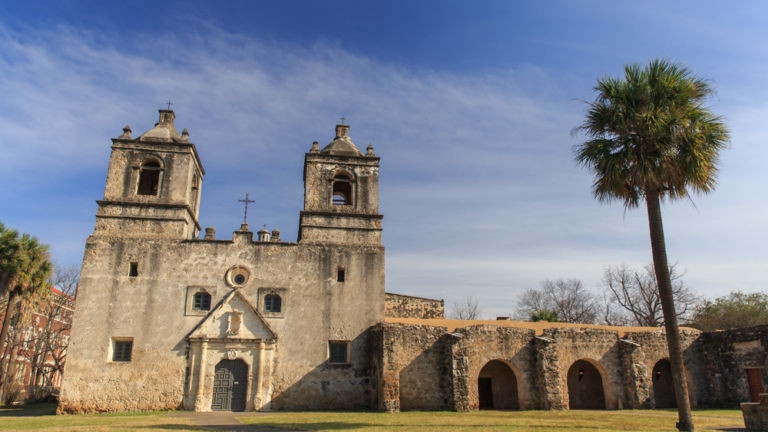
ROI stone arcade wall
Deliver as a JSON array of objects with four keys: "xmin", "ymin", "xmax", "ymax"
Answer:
[
  {"xmin": 622, "ymin": 330, "xmax": 706, "ymax": 408},
  {"xmin": 373, "ymin": 323, "xmax": 451, "ymax": 412},
  {"xmin": 449, "ymin": 325, "xmax": 537, "ymax": 411},
  {"xmin": 375, "ymin": 320, "xmax": 706, "ymax": 412},
  {"xmin": 385, "ymin": 293, "xmax": 444, "ymax": 319}
]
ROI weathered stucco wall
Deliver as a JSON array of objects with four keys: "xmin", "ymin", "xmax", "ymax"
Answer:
[
  {"xmin": 385, "ymin": 293, "xmax": 444, "ymax": 319},
  {"xmin": 60, "ymin": 231, "xmax": 385, "ymax": 413}
]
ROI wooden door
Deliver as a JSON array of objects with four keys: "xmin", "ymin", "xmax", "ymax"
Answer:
[
  {"xmin": 211, "ymin": 359, "xmax": 248, "ymax": 411},
  {"xmin": 746, "ymin": 368, "xmax": 764, "ymax": 403}
]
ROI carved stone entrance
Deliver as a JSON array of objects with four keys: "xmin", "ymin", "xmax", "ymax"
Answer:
[
  {"xmin": 185, "ymin": 289, "xmax": 278, "ymax": 412},
  {"xmin": 211, "ymin": 359, "xmax": 248, "ymax": 411}
]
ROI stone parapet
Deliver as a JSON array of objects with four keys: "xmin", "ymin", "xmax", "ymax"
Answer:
[{"xmin": 385, "ymin": 293, "xmax": 444, "ymax": 319}]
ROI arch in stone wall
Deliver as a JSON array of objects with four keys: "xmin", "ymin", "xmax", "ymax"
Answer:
[
  {"xmin": 477, "ymin": 359, "xmax": 521, "ymax": 410},
  {"xmin": 652, "ymin": 358, "xmax": 676, "ymax": 408},
  {"xmin": 567, "ymin": 359, "xmax": 606, "ymax": 409}
]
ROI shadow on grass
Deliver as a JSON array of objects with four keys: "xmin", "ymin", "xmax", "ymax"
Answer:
[
  {"xmin": 132, "ymin": 426, "xmax": 212, "ymax": 431},
  {"xmin": 248, "ymin": 423, "xmax": 365, "ymax": 431},
  {"xmin": 0, "ymin": 403, "xmax": 57, "ymax": 417},
  {"xmin": 244, "ymin": 423, "xmax": 628, "ymax": 431},
  {"xmin": 139, "ymin": 424, "xmax": 308, "ymax": 431}
]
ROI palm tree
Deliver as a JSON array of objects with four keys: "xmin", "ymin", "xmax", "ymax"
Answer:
[
  {"xmin": 575, "ymin": 59, "xmax": 728, "ymax": 432},
  {"xmin": 0, "ymin": 222, "xmax": 52, "ymax": 398}
]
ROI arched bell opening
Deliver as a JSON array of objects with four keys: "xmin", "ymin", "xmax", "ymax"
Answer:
[
  {"xmin": 477, "ymin": 360, "xmax": 520, "ymax": 410},
  {"xmin": 137, "ymin": 159, "xmax": 162, "ymax": 196},
  {"xmin": 567, "ymin": 359, "xmax": 606, "ymax": 409},
  {"xmin": 652, "ymin": 358, "xmax": 676, "ymax": 408},
  {"xmin": 332, "ymin": 172, "xmax": 353, "ymax": 206}
]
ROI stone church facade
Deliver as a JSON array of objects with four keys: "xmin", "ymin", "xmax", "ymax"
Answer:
[{"xmin": 59, "ymin": 110, "xmax": 767, "ymax": 413}]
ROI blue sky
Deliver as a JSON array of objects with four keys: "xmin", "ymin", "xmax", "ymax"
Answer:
[{"xmin": 1, "ymin": 1, "xmax": 767, "ymax": 318}]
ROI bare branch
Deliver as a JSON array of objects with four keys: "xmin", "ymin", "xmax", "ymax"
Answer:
[
  {"xmin": 602, "ymin": 263, "xmax": 697, "ymax": 326},
  {"xmin": 516, "ymin": 279, "xmax": 598, "ymax": 324},
  {"xmin": 449, "ymin": 296, "xmax": 482, "ymax": 320}
]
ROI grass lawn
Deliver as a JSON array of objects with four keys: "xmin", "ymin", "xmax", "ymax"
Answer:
[
  {"xmin": 0, "ymin": 404, "xmax": 746, "ymax": 432},
  {"xmin": 0, "ymin": 404, "xmax": 199, "ymax": 432},
  {"xmin": 239, "ymin": 409, "xmax": 746, "ymax": 432}
]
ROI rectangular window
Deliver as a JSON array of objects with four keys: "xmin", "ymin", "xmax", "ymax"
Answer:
[
  {"xmin": 264, "ymin": 294, "xmax": 282, "ymax": 313},
  {"xmin": 337, "ymin": 268, "xmax": 345, "ymax": 283},
  {"xmin": 193, "ymin": 292, "xmax": 211, "ymax": 310},
  {"xmin": 329, "ymin": 341, "xmax": 349, "ymax": 364},
  {"xmin": 112, "ymin": 339, "xmax": 133, "ymax": 362},
  {"xmin": 129, "ymin": 262, "xmax": 138, "ymax": 277}
]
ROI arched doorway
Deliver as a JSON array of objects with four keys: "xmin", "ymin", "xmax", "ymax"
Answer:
[
  {"xmin": 211, "ymin": 359, "xmax": 248, "ymax": 411},
  {"xmin": 652, "ymin": 359, "xmax": 676, "ymax": 408},
  {"xmin": 477, "ymin": 360, "xmax": 520, "ymax": 410},
  {"xmin": 567, "ymin": 359, "xmax": 605, "ymax": 409}
]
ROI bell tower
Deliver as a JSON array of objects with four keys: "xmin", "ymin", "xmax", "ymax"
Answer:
[
  {"xmin": 299, "ymin": 123, "xmax": 382, "ymax": 244},
  {"xmin": 94, "ymin": 109, "xmax": 204, "ymax": 239}
]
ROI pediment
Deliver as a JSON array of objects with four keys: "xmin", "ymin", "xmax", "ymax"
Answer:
[{"xmin": 187, "ymin": 289, "xmax": 276, "ymax": 341}]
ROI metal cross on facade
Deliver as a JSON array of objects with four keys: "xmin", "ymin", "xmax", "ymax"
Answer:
[
  {"xmin": 238, "ymin": 193, "xmax": 255, "ymax": 224},
  {"xmin": 166, "ymin": 101, "xmax": 173, "ymax": 110}
]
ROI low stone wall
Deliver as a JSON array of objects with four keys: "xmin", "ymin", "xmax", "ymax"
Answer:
[
  {"xmin": 742, "ymin": 393, "xmax": 768, "ymax": 431},
  {"xmin": 385, "ymin": 293, "xmax": 444, "ymax": 319}
]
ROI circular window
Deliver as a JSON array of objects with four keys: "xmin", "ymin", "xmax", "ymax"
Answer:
[{"xmin": 226, "ymin": 266, "xmax": 250, "ymax": 288}]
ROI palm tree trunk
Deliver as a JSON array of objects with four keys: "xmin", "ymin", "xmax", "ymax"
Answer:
[
  {"xmin": 646, "ymin": 190, "xmax": 695, "ymax": 432},
  {"xmin": 0, "ymin": 292, "xmax": 17, "ymax": 399}
]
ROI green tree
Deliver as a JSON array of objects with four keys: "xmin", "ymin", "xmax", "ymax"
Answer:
[
  {"xmin": 691, "ymin": 291, "xmax": 768, "ymax": 331},
  {"xmin": 0, "ymin": 222, "xmax": 52, "ymax": 399},
  {"xmin": 530, "ymin": 309, "xmax": 558, "ymax": 322},
  {"xmin": 575, "ymin": 59, "xmax": 728, "ymax": 432}
]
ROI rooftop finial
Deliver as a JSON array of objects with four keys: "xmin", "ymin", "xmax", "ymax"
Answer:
[
  {"xmin": 340, "ymin": 116, "xmax": 346, "ymax": 125},
  {"xmin": 166, "ymin": 100, "xmax": 173, "ymax": 110},
  {"xmin": 366, "ymin": 142, "xmax": 375, "ymax": 156},
  {"xmin": 119, "ymin": 125, "xmax": 132, "ymax": 139}
]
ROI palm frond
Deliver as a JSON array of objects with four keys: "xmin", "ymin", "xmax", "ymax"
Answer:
[{"xmin": 575, "ymin": 59, "xmax": 730, "ymax": 207}]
